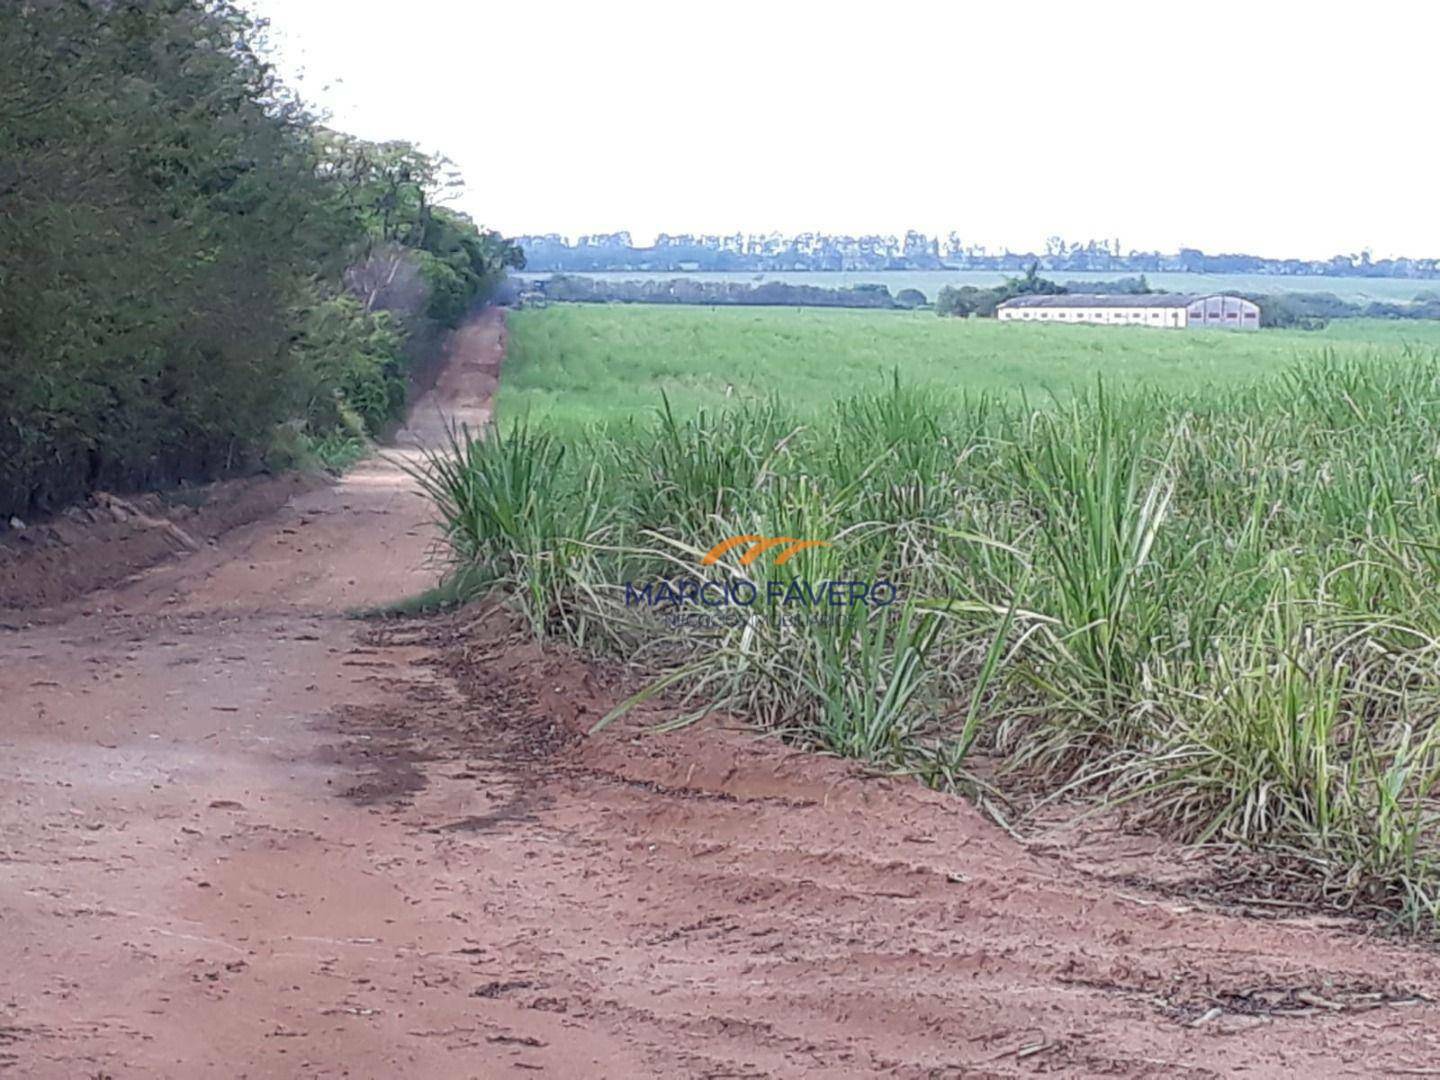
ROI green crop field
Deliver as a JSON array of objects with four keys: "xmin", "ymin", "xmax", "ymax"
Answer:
[{"xmin": 498, "ymin": 304, "xmax": 1440, "ymax": 428}]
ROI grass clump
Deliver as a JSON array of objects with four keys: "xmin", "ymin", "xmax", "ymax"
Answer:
[{"xmin": 417, "ymin": 347, "xmax": 1440, "ymax": 933}]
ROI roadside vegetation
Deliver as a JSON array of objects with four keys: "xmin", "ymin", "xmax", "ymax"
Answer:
[
  {"xmin": 0, "ymin": 0, "xmax": 521, "ymax": 521},
  {"xmin": 420, "ymin": 308, "xmax": 1440, "ymax": 932}
]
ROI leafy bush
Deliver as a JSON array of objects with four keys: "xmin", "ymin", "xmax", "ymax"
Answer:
[
  {"xmin": 290, "ymin": 293, "xmax": 407, "ymax": 436},
  {"xmin": 1059, "ymin": 275, "xmax": 1153, "ymax": 294},
  {"xmin": 936, "ymin": 263, "xmax": 1064, "ymax": 317}
]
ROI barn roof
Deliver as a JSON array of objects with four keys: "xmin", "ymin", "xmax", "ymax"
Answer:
[{"xmin": 998, "ymin": 293, "xmax": 1214, "ymax": 309}]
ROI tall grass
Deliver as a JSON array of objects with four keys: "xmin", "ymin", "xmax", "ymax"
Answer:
[{"xmin": 419, "ymin": 350, "xmax": 1440, "ymax": 931}]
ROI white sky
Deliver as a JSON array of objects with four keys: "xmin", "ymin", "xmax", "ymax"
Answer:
[{"xmin": 245, "ymin": 0, "xmax": 1439, "ymax": 259}]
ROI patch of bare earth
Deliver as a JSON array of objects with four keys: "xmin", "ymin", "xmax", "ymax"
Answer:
[
  {"xmin": 0, "ymin": 474, "xmax": 324, "ymax": 613},
  {"xmin": 3, "ymin": 307, "xmax": 1440, "ymax": 1077}
]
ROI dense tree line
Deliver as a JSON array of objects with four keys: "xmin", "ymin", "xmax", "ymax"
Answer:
[
  {"xmin": 537, "ymin": 275, "xmax": 927, "ymax": 309},
  {"xmin": 517, "ymin": 232, "xmax": 1440, "ymax": 280},
  {"xmin": 0, "ymin": 0, "xmax": 521, "ymax": 521}
]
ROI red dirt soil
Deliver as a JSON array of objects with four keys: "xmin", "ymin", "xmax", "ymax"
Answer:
[
  {"xmin": 0, "ymin": 474, "xmax": 324, "ymax": 611},
  {"xmin": 4, "ymin": 308, "xmax": 1440, "ymax": 1077}
]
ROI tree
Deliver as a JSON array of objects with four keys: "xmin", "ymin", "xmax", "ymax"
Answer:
[{"xmin": 0, "ymin": 0, "xmax": 521, "ymax": 519}]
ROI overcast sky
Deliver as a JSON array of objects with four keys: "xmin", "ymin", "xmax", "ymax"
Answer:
[{"xmin": 245, "ymin": 0, "xmax": 1437, "ymax": 259}]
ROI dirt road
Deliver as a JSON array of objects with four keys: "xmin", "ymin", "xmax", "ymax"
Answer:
[{"xmin": 4, "ymin": 308, "xmax": 1440, "ymax": 1078}]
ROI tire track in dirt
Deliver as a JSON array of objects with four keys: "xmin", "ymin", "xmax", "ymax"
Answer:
[{"xmin": 3, "ymin": 306, "xmax": 1440, "ymax": 1077}]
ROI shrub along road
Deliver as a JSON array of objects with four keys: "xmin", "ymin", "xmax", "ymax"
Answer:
[{"xmin": 3, "ymin": 310, "xmax": 1440, "ymax": 1077}]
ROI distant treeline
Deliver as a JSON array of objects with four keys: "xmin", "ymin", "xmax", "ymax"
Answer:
[
  {"xmin": 516, "ymin": 231, "xmax": 1440, "ymax": 280},
  {"xmin": 1256, "ymin": 292, "xmax": 1440, "ymax": 329},
  {"xmin": 1, "ymin": 1, "xmax": 521, "ymax": 520},
  {"xmin": 536, "ymin": 275, "xmax": 929, "ymax": 309},
  {"xmin": 531, "ymin": 271, "xmax": 1440, "ymax": 328}
]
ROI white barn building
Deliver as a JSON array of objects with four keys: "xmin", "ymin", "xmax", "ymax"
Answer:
[{"xmin": 997, "ymin": 293, "xmax": 1260, "ymax": 329}]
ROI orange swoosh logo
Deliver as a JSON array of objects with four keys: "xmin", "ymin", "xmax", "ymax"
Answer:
[{"xmin": 700, "ymin": 535, "xmax": 830, "ymax": 567}]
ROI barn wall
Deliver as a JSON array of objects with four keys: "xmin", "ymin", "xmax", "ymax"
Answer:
[
  {"xmin": 1186, "ymin": 295, "xmax": 1261, "ymax": 330},
  {"xmin": 999, "ymin": 295, "xmax": 1260, "ymax": 330},
  {"xmin": 998, "ymin": 305, "xmax": 1187, "ymax": 327}
]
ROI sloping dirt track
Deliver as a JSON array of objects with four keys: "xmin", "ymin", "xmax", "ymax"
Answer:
[{"xmin": 5, "ymin": 309, "xmax": 1440, "ymax": 1078}]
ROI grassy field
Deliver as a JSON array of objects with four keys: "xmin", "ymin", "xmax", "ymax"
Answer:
[
  {"xmin": 499, "ymin": 304, "xmax": 1440, "ymax": 428},
  {"xmin": 423, "ymin": 302, "xmax": 1440, "ymax": 933},
  {"xmin": 517, "ymin": 269, "xmax": 1440, "ymax": 305}
]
